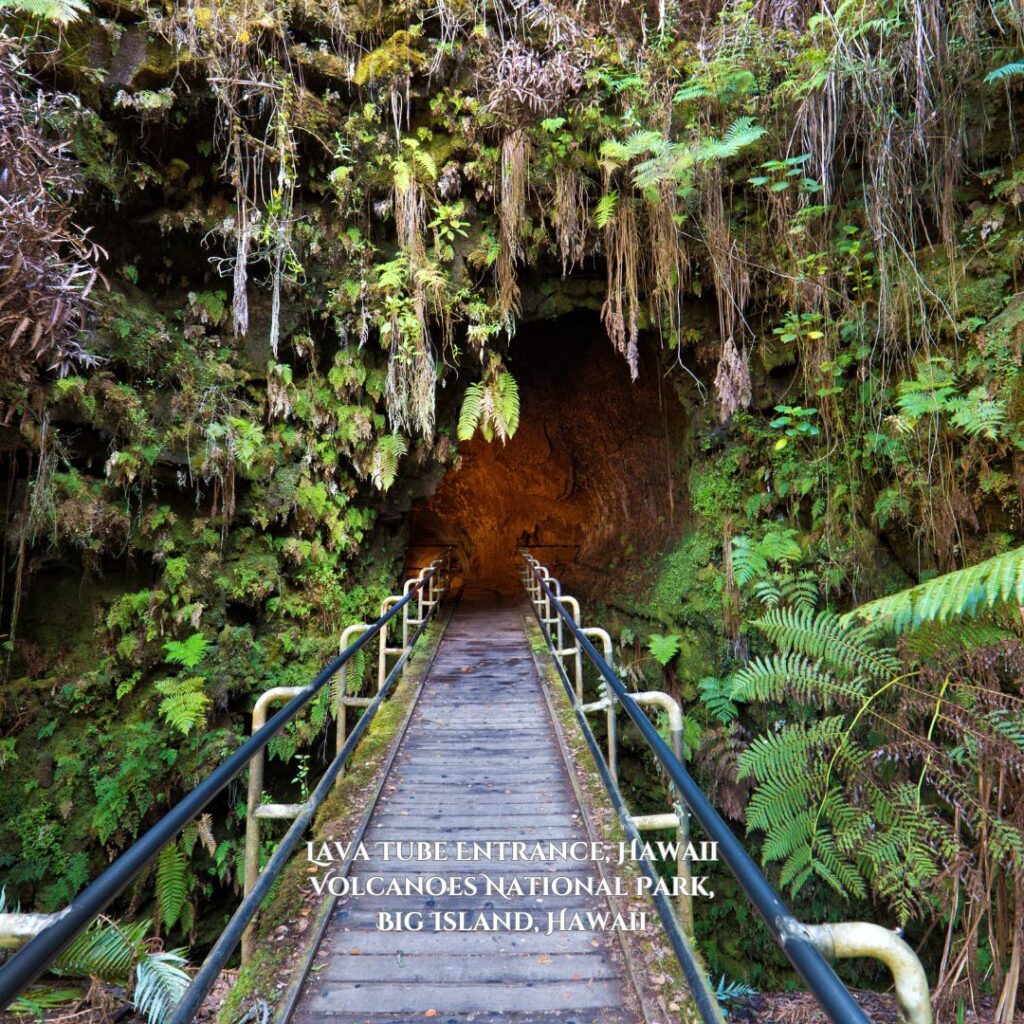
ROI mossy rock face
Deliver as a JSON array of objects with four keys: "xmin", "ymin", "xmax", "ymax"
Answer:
[
  {"xmin": 104, "ymin": 24, "xmax": 180, "ymax": 91},
  {"xmin": 520, "ymin": 275, "xmax": 605, "ymax": 320},
  {"xmin": 290, "ymin": 44, "xmax": 353, "ymax": 85},
  {"xmin": 54, "ymin": 17, "xmax": 114, "ymax": 101},
  {"xmin": 351, "ymin": 28, "xmax": 426, "ymax": 85}
]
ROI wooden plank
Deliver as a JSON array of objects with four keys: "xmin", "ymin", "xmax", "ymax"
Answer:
[
  {"xmin": 287, "ymin": 600, "xmax": 643, "ymax": 1024},
  {"xmin": 300, "ymin": 979, "xmax": 625, "ymax": 1013},
  {"xmin": 323, "ymin": 925, "xmax": 615, "ymax": 955},
  {"xmin": 318, "ymin": 952, "xmax": 618, "ymax": 983}
]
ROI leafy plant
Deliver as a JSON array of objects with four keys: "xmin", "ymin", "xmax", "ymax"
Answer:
[
  {"xmin": 647, "ymin": 633, "xmax": 682, "ymax": 666},
  {"xmin": 155, "ymin": 841, "xmax": 188, "ymax": 931},
  {"xmin": 154, "ymin": 676, "xmax": 209, "ymax": 736},
  {"xmin": 0, "ymin": 0, "xmax": 88, "ymax": 25},
  {"xmin": 698, "ymin": 676, "xmax": 739, "ymax": 724},
  {"xmin": 729, "ymin": 552, "xmax": 1024, "ymax": 956},
  {"xmin": 457, "ymin": 359, "xmax": 520, "ymax": 443},
  {"xmin": 731, "ymin": 528, "xmax": 802, "ymax": 586},
  {"xmin": 847, "ymin": 542, "xmax": 1024, "ymax": 630},
  {"xmin": 162, "ymin": 632, "xmax": 208, "ymax": 669},
  {"xmin": 51, "ymin": 918, "xmax": 189, "ymax": 1024},
  {"xmin": 369, "ymin": 433, "xmax": 408, "ymax": 491}
]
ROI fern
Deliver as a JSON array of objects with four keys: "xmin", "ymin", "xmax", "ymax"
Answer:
[
  {"xmin": 370, "ymin": 433, "xmax": 408, "ymax": 491},
  {"xmin": 0, "ymin": 0, "xmax": 89, "ymax": 23},
  {"xmin": 731, "ymin": 528, "xmax": 801, "ymax": 586},
  {"xmin": 647, "ymin": 633, "xmax": 681, "ymax": 666},
  {"xmin": 593, "ymin": 190, "xmax": 618, "ymax": 228},
  {"xmin": 697, "ymin": 676, "xmax": 738, "ymax": 724},
  {"xmin": 133, "ymin": 950, "xmax": 190, "ymax": 1024},
  {"xmin": 947, "ymin": 386, "xmax": 1006, "ymax": 439},
  {"xmin": 730, "ymin": 652, "xmax": 866, "ymax": 705},
  {"xmin": 985, "ymin": 59, "xmax": 1024, "ymax": 83},
  {"xmin": 695, "ymin": 117, "xmax": 766, "ymax": 162},
  {"xmin": 155, "ymin": 841, "xmax": 188, "ymax": 931},
  {"xmin": 55, "ymin": 919, "xmax": 150, "ymax": 981},
  {"xmin": 162, "ymin": 632, "xmax": 208, "ymax": 669},
  {"xmin": 457, "ymin": 381, "xmax": 484, "ymax": 440},
  {"xmin": 457, "ymin": 366, "xmax": 520, "ymax": 443},
  {"xmin": 846, "ymin": 543, "xmax": 1024, "ymax": 631},
  {"xmin": 154, "ymin": 676, "xmax": 210, "ymax": 736},
  {"xmin": 754, "ymin": 607, "xmax": 900, "ymax": 681},
  {"xmin": 495, "ymin": 371, "xmax": 520, "ymax": 439},
  {"xmin": 49, "ymin": 918, "xmax": 189, "ymax": 1024}
]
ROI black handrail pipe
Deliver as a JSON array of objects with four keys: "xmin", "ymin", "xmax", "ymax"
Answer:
[
  {"xmin": 523, "ymin": 554, "xmax": 872, "ymax": 1024},
  {"xmin": 167, "ymin": 604, "xmax": 439, "ymax": 1024},
  {"xmin": 0, "ymin": 568, "xmax": 437, "ymax": 1011}
]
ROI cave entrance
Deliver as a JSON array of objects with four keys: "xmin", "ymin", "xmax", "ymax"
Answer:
[{"xmin": 408, "ymin": 311, "xmax": 690, "ymax": 595}]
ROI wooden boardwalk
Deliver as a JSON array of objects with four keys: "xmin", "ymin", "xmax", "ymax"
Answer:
[{"xmin": 290, "ymin": 598, "xmax": 644, "ymax": 1024}]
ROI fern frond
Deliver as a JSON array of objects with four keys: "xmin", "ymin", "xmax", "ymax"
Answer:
[
  {"xmin": 846, "ymin": 544, "xmax": 1024, "ymax": 632},
  {"xmin": 54, "ymin": 919, "xmax": 148, "ymax": 982},
  {"xmin": 737, "ymin": 717, "xmax": 846, "ymax": 784},
  {"xmin": 696, "ymin": 117, "xmax": 766, "ymax": 162},
  {"xmin": 0, "ymin": 0, "xmax": 89, "ymax": 23},
  {"xmin": 985, "ymin": 60, "xmax": 1024, "ymax": 83},
  {"xmin": 155, "ymin": 842, "xmax": 187, "ymax": 931},
  {"xmin": 594, "ymin": 190, "xmax": 618, "ymax": 228},
  {"xmin": 730, "ymin": 652, "xmax": 866, "ymax": 705},
  {"xmin": 154, "ymin": 676, "xmax": 210, "ymax": 736},
  {"xmin": 754, "ymin": 607, "xmax": 900, "ymax": 681},
  {"xmin": 370, "ymin": 433, "xmax": 408, "ymax": 491},
  {"xmin": 133, "ymin": 949, "xmax": 190, "ymax": 1024},
  {"xmin": 494, "ymin": 371, "xmax": 520, "ymax": 441},
  {"xmin": 457, "ymin": 382, "xmax": 484, "ymax": 441}
]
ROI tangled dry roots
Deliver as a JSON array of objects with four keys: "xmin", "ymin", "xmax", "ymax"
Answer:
[{"xmin": 0, "ymin": 32, "xmax": 103, "ymax": 374}]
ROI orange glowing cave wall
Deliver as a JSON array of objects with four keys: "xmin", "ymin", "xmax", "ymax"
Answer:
[{"xmin": 409, "ymin": 314, "xmax": 690, "ymax": 593}]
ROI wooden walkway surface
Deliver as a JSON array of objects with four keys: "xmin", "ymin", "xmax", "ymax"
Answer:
[{"xmin": 290, "ymin": 597, "xmax": 644, "ymax": 1024}]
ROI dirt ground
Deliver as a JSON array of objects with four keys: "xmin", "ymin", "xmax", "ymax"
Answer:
[{"xmin": 731, "ymin": 990, "xmax": 1024, "ymax": 1024}]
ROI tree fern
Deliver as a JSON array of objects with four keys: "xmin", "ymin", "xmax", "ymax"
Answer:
[
  {"xmin": 730, "ymin": 652, "xmax": 867, "ymax": 705},
  {"xmin": 845, "ymin": 543, "xmax": 1024, "ymax": 631}
]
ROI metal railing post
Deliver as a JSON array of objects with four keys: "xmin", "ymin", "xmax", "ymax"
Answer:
[
  {"xmin": 581, "ymin": 627, "xmax": 616, "ymax": 785},
  {"xmin": 629, "ymin": 690, "xmax": 691, "ymax": 930},
  {"xmin": 242, "ymin": 686, "xmax": 307, "ymax": 963}
]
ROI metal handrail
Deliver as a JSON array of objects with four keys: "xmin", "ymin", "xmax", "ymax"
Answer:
[
  {"xmin": 0, "ymin": 560, "xmax": 448, "ymax": 1013},
  {"xmin": 521, "ymin": 551, "xmax": 873, "ymax": 1024}
]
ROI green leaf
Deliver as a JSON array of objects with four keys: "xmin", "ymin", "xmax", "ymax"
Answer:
[
  {"xmin": 162, "ymin": 632, "xmax": 208, "ymax": 669},
  {"xmin": 647, "ymin": 633, "xmax": 682, "ymax": 666}
]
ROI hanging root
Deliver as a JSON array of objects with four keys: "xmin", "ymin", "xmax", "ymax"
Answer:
[{"xmin": 496, "ymin": 128, "xmax": 530, "ymax": 328}]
